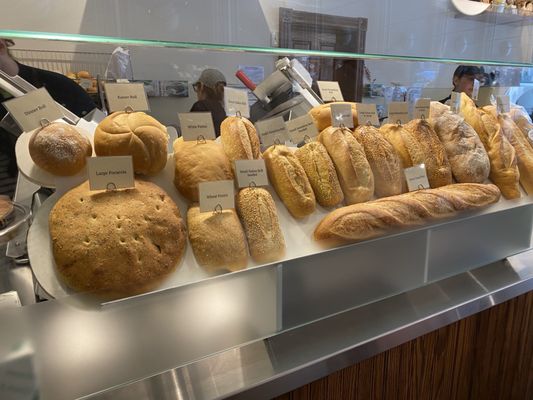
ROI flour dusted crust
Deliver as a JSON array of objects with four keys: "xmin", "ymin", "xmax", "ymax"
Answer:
[
  {"xmin": 29, "ymin": 122, "xmax": 92, "ymax": 176},
  {"xmin": 49, "ymin": 180, "xmax": 186, "ymax": 297}
]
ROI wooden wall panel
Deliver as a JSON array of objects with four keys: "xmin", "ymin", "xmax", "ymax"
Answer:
[{"xmin": 275, "ymin": 291, "xmax": 533, "ymax": 400}]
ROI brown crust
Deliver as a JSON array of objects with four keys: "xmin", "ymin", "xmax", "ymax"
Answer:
[
  {"xmin": 308, "ymin": 102, "xmax": 358, "ymax": 132},
  {"xmin": 220, "ymin": 116, "xmax": 261, "ymax": 165}
]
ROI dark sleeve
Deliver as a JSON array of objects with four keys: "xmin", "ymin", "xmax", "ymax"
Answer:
[
  {"xmin": 190, "ymin": 101, "xmax": 210, "ymax": 112},
  {"xmin": 17, "ymin": 64, "xmax": 97, "ymax": 117}
]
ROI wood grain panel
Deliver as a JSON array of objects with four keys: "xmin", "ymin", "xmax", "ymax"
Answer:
[{"xmin": 275, "ymin": 291, "xmax": 533, "ymax": 400}]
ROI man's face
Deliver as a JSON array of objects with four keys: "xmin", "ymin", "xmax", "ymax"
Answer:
[{"xmin": 453, "ymin": 74, "xmax": 476, "ymax": 98}]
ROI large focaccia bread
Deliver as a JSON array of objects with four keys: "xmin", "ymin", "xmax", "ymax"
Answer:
[
  {"xmin": 95, "ymin": 111, "xmax": 168, "ymax": 175},
  {"xmin": 220, "ymin": 116, "xmax": 261, "ymax": 164},
  {"xmin": 49, "ymin": 180, "xmax": 186, "ymax": 297},
  {"xmin": 314, "ymin": 183, "xmax": 500, "ymax": 246},
  {"xmin": 308, "ymin": 102, "xmax": 358, "ymax": 131}
]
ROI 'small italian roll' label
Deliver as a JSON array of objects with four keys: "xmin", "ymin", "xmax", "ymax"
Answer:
[{"xmin": 234, "ymin": 159, "xmax": 269, "ymax": 188}]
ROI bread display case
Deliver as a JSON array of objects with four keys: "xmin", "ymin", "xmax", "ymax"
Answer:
[{"xmin": 0, "ymin": 1, "xmax": 532, "ymax": 399}]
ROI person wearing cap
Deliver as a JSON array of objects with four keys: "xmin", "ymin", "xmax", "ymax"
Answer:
[
  {"xmin": 439, "ymin": 65, "xmax": 484, "ymax": 104},
  {"xmin": 190, "ymin": 68, "xmax": 227, "ymax": 137}
]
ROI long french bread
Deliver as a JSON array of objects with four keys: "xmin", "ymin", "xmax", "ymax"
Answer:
[{"xmin": 314, "ymin": 183, "xmax": 501, "ymax": 246}]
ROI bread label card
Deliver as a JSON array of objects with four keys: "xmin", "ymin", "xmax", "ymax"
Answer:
[
  {"xmin": 388, "ymin": 102, "xmax": 410, "ymax": 125},
  {"xmin": 255, "ymin": 116, "xmax": 289, "ymax": 147},
  {"xmin": 472, "ymin": 79, "xmax": 480, "ymax": 101},
  {"xmin": 3, "ymin": 88, "xmax": 63, "ymax": 132},
  {"xmin": 317, "ymin": 81, "xmax": 344, "ymax": 102},
  {"xmin": 497, "ymin": 96, "xmax": 510, "ymax": 115},
  {"xmin": 404, "ymin": 164, "xmax": 430, "ymax": 192},
  {"xmin": 286, "ymin": 114, "xmax": 319, "ymax": 144},
  {"xmin": 235, "ymin": 159, "xmax": 269, "ymax": 188},
  {"xmin": 79, "ymin": 78, "xmax": 92, "ymax": 90},
  {"xmin": 87, "ymin": 156, "xmax": 135, "ymax": 191},
  {"xmin": 413, "ymin": 98, "xmax": 431, "ymax": 120},
  {"xmin": 331, "ymin": 103, "xmax": 355, "ymax": 128},
  {"xmin": 104, "ymin": 83, "xmax": 149, "ymax": 112},
  {"xmin": 450, "ymin": 92, "xmax": 461, "ymax": 114},
  {"xmin": 224, "ymin": 87, "xmax": 250, "ymax": 118},
  {"xmin": 356, "ymin": 103, "xmax": 380, "ymax": 127},
  {"xmin": 178, "ymin": 112, "xmax": 216, "ymax": 141},
  {"xmin": 199, "ymin": 180, "xmax": 235, "ymax": 213}
]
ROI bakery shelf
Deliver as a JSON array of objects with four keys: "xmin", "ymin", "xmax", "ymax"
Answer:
[{"xmin": 0, "ymin": 29, "xmax": 532, "ymax": 68}]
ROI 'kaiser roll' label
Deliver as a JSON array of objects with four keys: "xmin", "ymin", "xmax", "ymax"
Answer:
[{"xmin": 104, "ymin": 83, "xmax": 149, "ymax": 112}]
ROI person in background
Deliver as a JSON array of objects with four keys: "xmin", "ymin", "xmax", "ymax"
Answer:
[
  {"xmin": 440, "ymin": 65, "xmax": 484, "ymax": 104},
  {"xmin": 190, "ymin": 68, "xmax": 227, "ymax": 137}
]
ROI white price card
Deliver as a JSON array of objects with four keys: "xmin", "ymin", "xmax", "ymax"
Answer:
[
  {"xmin": 356, "ymin": 103, "xmax": 380, "ymax": 127},
  {"xmin": 497, "ymin": 95, "xmax": 510, "ymax": 115},
  {"xmin": 255, "ymin": 116, "xmax": 289, "ymax": 147},
  {"xmin": 88, "ymin": 156, "xmax": 135, "ymax": 191},
  {"xmin": 286, "ymin": 114, "xmax": 319, "ymax": 144},
  {"xmin": 104, "ymin": 83, "xmax": 149, "ymax": 112},
  {"xmin": 317, "ymin": 81, "xmax": 344, "ymax": 102},
  {"xmin": 331, "ymin": 103, "xmax": 354, "ymax": 128},
  {"xmin": 224, "ymin": 87, "xmax": 250, "ymax": 118},
  {"xmin": 3, "ymin": 88, "xmax": 63, "ymax": 132},
  {"xmin": 79, "ymin": 78, "xmax": 92, "ymax": 90},
  {"xmin": 450, "ymin": 92, "xmax": 461, "ymax": 114},
  {"xmin": 235, "ymin": 159, "xmax": 269, "ymax": 188},
  {"xmin": 404, "ymin": 164, "xmax": 430, "ymax": 192},
  {"xmin": 178, "ymin": 112, "xmax": 216, "ymax": 141},
  {"xmin": 199, "ymin": 180, "xmax": 235, "ymax": 213},
  {"xmin": 413, "ymin": 98, "xmax": 431, "ymax": 120},
  {"xmin": 388, "ymin": 102, "xmax": 410, "ymax": 125},
  {"xmin": 472, "ymin": 79, "xmax": 480, "ymax": 101}
]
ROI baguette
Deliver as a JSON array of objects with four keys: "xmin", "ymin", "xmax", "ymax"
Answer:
[
  {"xmin": 353, "ymin": 125, "xmax": 402, "ymax": 197},
  {"xmin": 220, "ymin": 116, "xmax": 261, "ymax": 165},
  {"xmin": 318, "ymin": 126, "xmax": 374, "ymax": 204},
  {"xmin": 314, "ymin": 183, "xmax": 500, "ymax": 246},
  {"xmin": 295, "ymin": 141, "xmax": 344, "ymax": 207},
  {"xmin": 236, "ymin": 187, "xmax": 285, "ymax": 263},
  {"xmin": 309, "ymin": 102, "xmax": 358, "ymax": 131},
  {"xmin": 403, "ymin": 119, "xmax": 453, "ymax": 188},
  {"xmin": 263, "ymin": 144, "xmax": 316, "ymax": 218}
]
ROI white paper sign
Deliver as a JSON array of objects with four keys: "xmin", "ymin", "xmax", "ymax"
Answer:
[
  {"xmin": 88, "ymin": 156, "xmax": 135, "ymax": 191},
  {"xmin": 388, "ymin": 102, "xmax": 410, "ymax": 125},
  {"xmin": 450, "ymin": 92, "xmax": 461, "ymax": 114},
  {"xmin": 404, "ymin": 164, "xmax": 430, "ymax": 192},
  {"xmin": 472, "ymin": 79, "xmax": 480, "ymax": 101},
  {"xmin": 178, "ymin": 112, "xmax": 216, "ymax": 141},
  {"xmin": 356, "ymin": 103, "xmax": 380, "ymax": 127},
  {"xmin": 330, "ymin": 103, "xmax": 354, "ymax": 128},
  {"xmin": 317, "ymin": 81, "xmax": 344, "ymax": 102},
  {"xmin": 3, "ymin": 88, "xmax": 63, "ymax": 132},
  {"xmin": 286, "ymin": 114, "xmax": 319, "ymax": 144},
  {"xmin": 79, "ymin": 78, "xmax": 92, "ymax": 90},
  {"xmin": 497, "ymin": 95, "xmax": 510, "ymax": 115},
  {"xmin": 199, "ymin": 180, "xmax": 235, "ymax": 213},
  {"xmin": 255, "ymin": 116, "xmax": 289, "ymax": 147},
  {"xmin": 224, "ymin": 87, "xmax": 250, "ymax": 118},
  {"xmin": 104, "ymin": 83, "xmax": 149, "ymax": 112},
  {"xmin": 234, "ymin": 159, "xmax": 269, "ymax": 188},
  {"xmin": 414, "ymin": 98, "xmax": 431, "ymax": 120}
]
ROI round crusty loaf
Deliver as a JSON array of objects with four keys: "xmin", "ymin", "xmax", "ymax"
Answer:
[
  {"xmin": 236, "ymin": 187, "xmax": 285, "ymax": 264},
  {"xmin": 295, "ymin": 141, "xmax": 343, "ymax": 207},
  {"xmin": 220, "ymin": 116, "xmax": 261, "ymax": 164},
  {"xmin": 309, "ymin": 102, "xmax": 358, "ymax": 132},
  {"xmin": 49, "ymin": 180, "xmax": 186, "ymax": 297},
  {"xmin": 94, "ymin": 111, "xmax": 168, "ymax": 175},
  {"xmin": 29, "ymin": 122, "xmax": 92, "ymax": 176},
  {"xmin": 187, "ymin": 205, "xmax": 248, "ymax": 273},
  {"xmin": 173, "ymin": 138, "xmax": 233, "ymax": 202}
]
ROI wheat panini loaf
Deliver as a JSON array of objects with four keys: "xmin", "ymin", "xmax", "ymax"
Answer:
[
  {"xmin": 29, "ymin": 122, "xmax": 92, "ymax": 176},
  {"xmin": 460, "ymin": 93, "xmax": 520, "ymax": 199},
  {"xmin": 309, "ymin": 102, "xmax": 358, "ymax": 131},
  {"xmin": 295, "ymin": 141, "xmax": 343, "ymax": 207},
  {"xmin": 403, "ymin": 119, "xmax": 453, "ymax": 188},
  {"xmin": 263, "ymin": 144, "xmax": 316, "ymax": 218},
  {"xmin": 220, "ymin": 116, "xmax": 261, "ymax": 164},
  {"xmin": 314, "ymin": 183, "xmax": 500, "ymax": 246},
  {"xmin": 236, "ymin": 187, "xmax": 285, "ymax": 263},
  {"xmin": 187, "ymin": 206, "xmax": 248, "ymax": 272},
  {"xmin": 95, "ymin": 111, "xmax": 168, "ymax": 175},
  {"xmin": 173, "ymin": 138, "xmax": 233, "ymax": 202},
  {"xmin": 430, "ymin": 109, "xmax": 490, "ymax": 183},
  {"xmin": 353, "ymin": 125, "xmax": 402, "ymax": 197},
  {"xmin": 318, "ymin": 126, "xmax": 374, "ymax": 204},
  {"xmin": 49, "ymin": 180, "xmax": 186, "ymax": 297}
]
